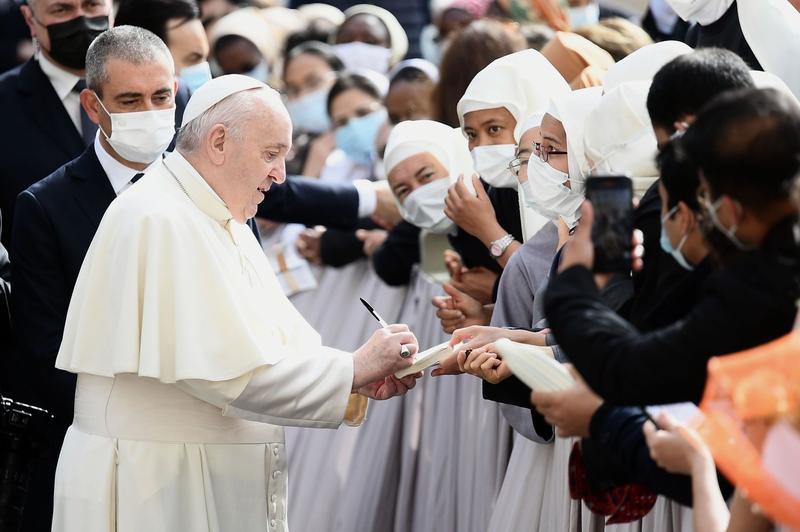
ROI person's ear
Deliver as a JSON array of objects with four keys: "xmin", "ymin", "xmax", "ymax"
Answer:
[
  {"xmin": 80, "ymin": 90, "xmax": 103, "ymax": 126},
  {"xmin": 207, "ymin": 124, "xmax": 227, "ymax": 165},
  {"xmin": 673, "ymin": 113, "xmax": 696, "ymax": 134},
  {"xmin": 676, "ymin": 201, "xmax": 695, "ymax": 233},
  {"xmin": 19, "ymin": 5, "xmax": 37, "ymax": 39}
]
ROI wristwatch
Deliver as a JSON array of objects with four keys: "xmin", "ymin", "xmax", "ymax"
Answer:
[{"xmin": 489, "ymin": 233, "xmax": 515, "ymax": 258}]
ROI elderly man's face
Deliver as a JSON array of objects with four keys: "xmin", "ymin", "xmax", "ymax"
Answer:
[{"xmin": 224, "ymin": 95, "xmax": 291, "ymax": 221}]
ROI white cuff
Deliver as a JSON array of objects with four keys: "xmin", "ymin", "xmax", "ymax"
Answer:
[{"xmin": 353, "ymin": 179, "xmax": 377, "ymax": 218}]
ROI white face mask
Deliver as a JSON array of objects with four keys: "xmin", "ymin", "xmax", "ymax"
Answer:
[
  {"xmin": 522, "ymin": 156, "xmax": 583, "ymax": 228},
  {"xmin": 334, "ymin": 42, "xmax": 392, "ymax": 74},
  {"xmin": 95, "ymin": 94, "xmax": 176, "ymax": 164},
  {"xmin": 568, "ymin": 2, "xmax": 600, "ymax": 28},
  {"xmin": 471, "ymin": 144, "xmax": 517, "ymax": 189},
  {"xmin": 399, "ymin": 177, "xmax": 455, "ymax": 234}
]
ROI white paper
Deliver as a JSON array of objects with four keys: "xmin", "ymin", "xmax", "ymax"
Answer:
[
  {"xmin": 494, "ymin": 338, "xmax": 574, "ymax": 392},
  {"xmin": 394, "ymin": 341, "xmax": 458, "ymax": 379},
  {"xmin": 645, "ymin": 402, "xmax": 703, "ymax": 426}
]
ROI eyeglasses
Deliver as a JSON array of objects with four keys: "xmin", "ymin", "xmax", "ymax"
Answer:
[
  {"xmin": 507, "ymin": 156, "xmax": 528, "ymax": 177},
  {"xmin": 532, "ymin": 141, "xmax": 567, "ymax": 164}
]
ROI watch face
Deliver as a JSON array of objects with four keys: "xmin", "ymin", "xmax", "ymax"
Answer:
[{"xmin": 490, "ymin": 243, "xmax": 502, "ymax": 257}]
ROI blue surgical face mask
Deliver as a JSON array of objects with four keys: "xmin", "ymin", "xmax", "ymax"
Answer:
[
  {"xmin": 334, "ymin": 109, "xmax": 387, "ymax": 166},
  {"xmin": 286, "ymin": 87, "xmax": 331, "ymax": 134},
  {"xmin": 179, "ymin": 61, "xmax": 212, "ymax": 93},
  {"xmin": 660, "ymin": 206, "xmax": 694, "ymax": 271},
  {"xmin": 568, "ymin": 2, "xmax": 600, "ymax": 28},
  {"xmin": 241, "ymin": 61, "xmax": 270, "ymax": 83}
]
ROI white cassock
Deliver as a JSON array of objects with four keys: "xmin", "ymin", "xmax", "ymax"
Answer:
[{"xmin": 52, "ymin": 150, "xmax": 368, "ymax": 532}]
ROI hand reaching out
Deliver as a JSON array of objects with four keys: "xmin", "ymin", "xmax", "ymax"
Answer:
[
  {"xmin": 530, "ymin": 365, "xmax": 603, "ymax": 438},
  {"xmin": 356, "ymin": 229, "xmax": 388, "ymax": 257},
  {"xmin": 458, "ymin": 343, "xmax": 512, "ymax": 384},
  {"xmin": 431, "ymin": 282, "xmax": 489, "ymax": 334}
]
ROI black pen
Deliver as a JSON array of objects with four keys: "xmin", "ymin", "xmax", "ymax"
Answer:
[{"xmin": 359, "ymin": 297, "xmax": 412, "ymax": 358}]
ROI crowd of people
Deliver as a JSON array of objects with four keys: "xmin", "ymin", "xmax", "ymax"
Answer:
[{"xmin": 1, "ymin": 0, "xmax": 799, "ymax": 531}]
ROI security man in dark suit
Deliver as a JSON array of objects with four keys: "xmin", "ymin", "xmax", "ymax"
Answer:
[{"xmin": 0, "ymin": 0, "xmax": 196, "ymax": 249}]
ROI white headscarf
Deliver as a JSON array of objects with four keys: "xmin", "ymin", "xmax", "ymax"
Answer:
[
  {"xmin": 738, "ymin": 0, "xmax": 800, "ymax": 100},
  {"xmin": 456, "ymin": 49, "xmax": 571, "ymax": 142},
  {"xmin": 523, "ymin": 88, "xmax": 603, "ymax": 228},
  {"xmin": 666, "ymin": 0, "xmax": 733, "ymax": 25},
  {"xmin": 551, "ymin": 87, "xmax": 604, "ymax": 194},
  {"xmin": 384, "ymin": 120, "xmax": 474, "ymax": 232},
  {"xmin": 751, "ymin": 70, "xmax": 799, "ymax": 104},
  {"xmin": 388, "ymin": 58, "xmax": 440, "ymax": 83},
  {"xmin": 342, "ymin": 5, "xmax": 409, "ymax": 65},
  {"xmin": 603, "ymin": 40, "xmax": 692, "ymax": 93},
  {"xmin": 516, "ymin": 112, "xmax": 550, "ymax": 241},
  {"xmin": 584, "ymin": 80, "xmax": 659, "ymax": 196}
]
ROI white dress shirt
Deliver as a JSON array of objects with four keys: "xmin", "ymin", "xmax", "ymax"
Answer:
[
  {"xmin": 93, "ymin": 132, "xmax": 161, "ymax": 195},
  {"xmin": 37, "ymin": 52, "xmax": 83, "ymax": 134}
]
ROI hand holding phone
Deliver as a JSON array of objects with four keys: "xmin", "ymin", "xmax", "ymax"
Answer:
[{"xmin": 585, "ymin": 176, "xmax": 634, "ymax": 273}]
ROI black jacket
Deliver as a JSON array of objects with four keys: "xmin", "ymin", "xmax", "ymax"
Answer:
[
  {"xmin": 685, "ymin": 0, "xmax": 761, "ymax": 70},
  {"xmin": 447, "ymin": 185, "xmax": 523, "ymax": 273},
  {"xmin": 0, "ymin": 58, "xmax": 190, "ymax": 247},
  {"xmin": 372, "ymin": 220, "xmax": 421, "ymax": 286},
  {"xmin": 545, "ymin": 215, "xmax": 800, "ymax": 406},
  {"xmin": 625, "ymin": 181, "xmax": 700, "ymax": 330}
]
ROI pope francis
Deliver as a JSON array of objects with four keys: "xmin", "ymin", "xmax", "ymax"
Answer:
[{"xmin": 51, "ymin": 73, "xmax": 421, "ymax": 532}]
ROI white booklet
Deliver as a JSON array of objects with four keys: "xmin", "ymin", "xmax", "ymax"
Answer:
[
  {"xmin": 395, "ymin": 341, "xmax": 462, "ymax": 379},
  {"xmin": 493, "ymin": 338, "xmax": 574, "ymax": 392}
]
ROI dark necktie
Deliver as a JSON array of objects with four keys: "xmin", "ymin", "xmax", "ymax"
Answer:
[
  {"xmin": 72, "ymin": 79, "xmax": 97, "ymax": 146},
  {"xmin": 130, "ymin": 172, "xmax": 144, "ymax": 185}
]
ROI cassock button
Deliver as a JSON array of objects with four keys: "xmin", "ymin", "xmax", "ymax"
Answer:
[
  {"xmin": 271, "ymin": 494, "xmax": 277, "ymax": 502},
  {"xmin": 270, "ymin": 519, "xmax": 277, "ymax": 527},
  {"xmin": 272, "ymin": 447, "xmax": 279, "ymax": 456},
  {"xmin": 272, "ymin": 471, "xmax": 281, "ymax": 479}
]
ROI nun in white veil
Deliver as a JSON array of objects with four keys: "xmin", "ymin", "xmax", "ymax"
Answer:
[{"xmin": 485, "ymin": 87, "xmax": 604, "ymax": 532}]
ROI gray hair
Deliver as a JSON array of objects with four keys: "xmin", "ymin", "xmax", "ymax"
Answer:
[
  {"xmin": 86, "ymin": 25, "xmax": 174, "ymax": 96},
  {"xmin": 176, "ymin": 89, "xmax": 274, "ymax": 153}
]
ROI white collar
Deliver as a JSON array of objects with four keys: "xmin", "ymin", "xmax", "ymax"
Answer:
[
  {"xmin": 37, "ymin": 51, "xmax": 81, "ymax": 101},
  {"xmin": 163, "ymin": 150, "xmax": 233, "ymax": 224},
  {"xmin": 94, "ymin": 132, "xmax": 161, "ymax": 194}
]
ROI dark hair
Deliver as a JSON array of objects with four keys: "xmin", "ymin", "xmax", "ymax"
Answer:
[
  {"xmin": 682, "ymin": 88, "xmax": 800, "ymax": 209},
  {"xmin": 647, "ymin": 48, "xmax": 754, "ymax": 132},
  {"xmin": 658, "ymin": 139, "xmax": 700, "ymax": 212},
  {"xmin": 284, "ymin": 21, "xmax": 338, "ymax": 59},
  {"xmin": 519, "ymin": 22, "xmax": 555, "ymax": 52},
  {"xmin": 389, "ymin": 66, "xmax": 432, "ymax": 87},
  {"xmin": 432, "ymin": 19, "xmax": 526, "ymax": 127},
  {"xmin": 285, "ymin": 41, "xmax": 344, "ymax": 77},
  {"xmin": 115, "ymin": 0, "xmax": 200, "ymax": 45},
  {"xmin": 326, "ymin": 72, "xmax": 382, "ymax": 115}
]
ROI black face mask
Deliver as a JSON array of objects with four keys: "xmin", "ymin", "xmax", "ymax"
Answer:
[{"xmin": 44, "ymin": 15, "xmax": 109, "ymax": 70}]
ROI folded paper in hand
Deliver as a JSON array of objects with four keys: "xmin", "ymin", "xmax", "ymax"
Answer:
[
  {"xmin": 493, "ymin": 338, "xmax": 574, "ymax": 392},
  {"xmin": 395, "ymin": 341, "xmax": 461, "ymax": 379}
]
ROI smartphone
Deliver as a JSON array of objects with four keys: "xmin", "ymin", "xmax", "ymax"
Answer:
[{"xmin": 585, "ymin": 175, "xmax": 634, "ymax": 273}]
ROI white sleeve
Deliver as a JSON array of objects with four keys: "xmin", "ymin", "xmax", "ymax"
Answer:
[
  {"xmin": 176, "ymin": 347, "xmax": 356, "ymax": 429},
  {"xmin": 353, "ymin": 179, "xmax": 377, "ymax": 218}
]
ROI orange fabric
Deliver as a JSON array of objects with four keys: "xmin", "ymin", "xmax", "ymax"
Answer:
[
  {"xmin": 699, "ymin": 330, "xmax": 800, "ymax": 530},
  {"xmin": 570, "ymin": 65, "xmax": 606, "ymax": 89},
  {"xmin": 541, "ymin": 31, "xmax": 615, "ymax": 87},
  {"xmin": 527, "ymin": 0, "xmax": 570, "ymax": 31}
]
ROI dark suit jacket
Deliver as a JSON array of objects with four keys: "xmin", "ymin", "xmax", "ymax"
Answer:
[
  {"xmin": 256, "ymin": 175, "xmax": 361, "ymax": 228},
  {"xmin": 0, "ymin": 58, "xmax": 190, "ymax": 247}
]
